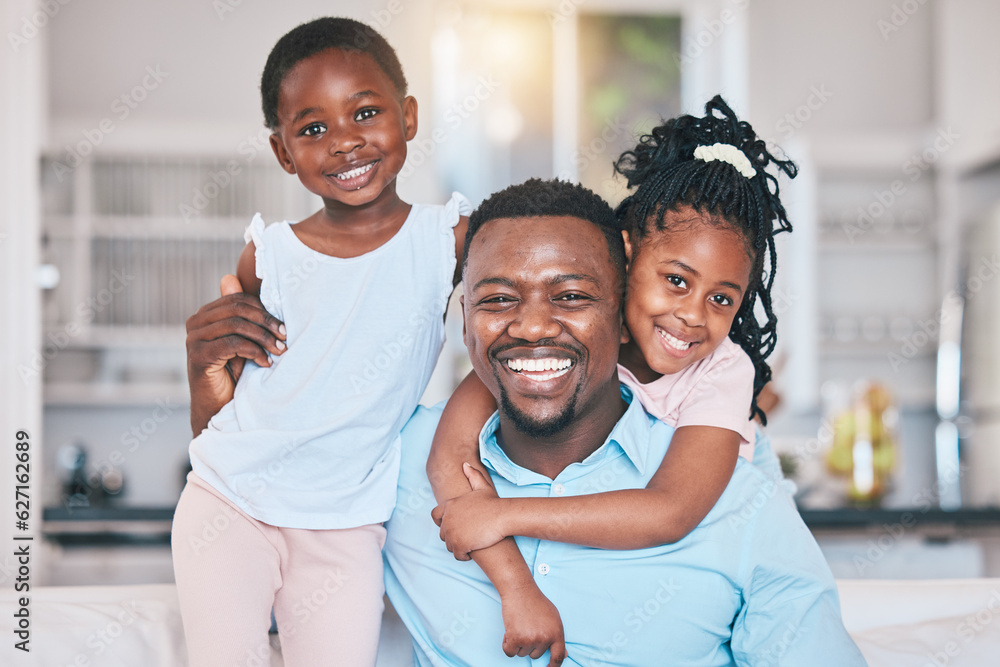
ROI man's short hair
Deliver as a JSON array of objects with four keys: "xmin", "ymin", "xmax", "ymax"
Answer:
[{"xmin": 462, "ymin": 178, "xmax": 626, "ymax": 282}]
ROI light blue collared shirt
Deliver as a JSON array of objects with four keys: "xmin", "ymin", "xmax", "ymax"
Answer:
[{"xmin": 384, "ymin": 387, "xmax": 865, "ymax": 666}]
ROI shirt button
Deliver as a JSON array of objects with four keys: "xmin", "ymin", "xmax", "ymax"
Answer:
[
  {"xmin": 537, "ymin": 563, "xmax": 550, "ymax": 576},
  {"xmin": 553, "ymin": 484, "xmax": 565, "ymax": 496}
]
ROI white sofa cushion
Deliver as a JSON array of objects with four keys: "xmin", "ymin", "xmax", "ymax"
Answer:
[{"xmin": 838, "ymin": 578, "xmax": 1000, "ymax": 667}]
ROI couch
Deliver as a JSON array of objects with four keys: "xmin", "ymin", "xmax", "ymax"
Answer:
[{"xmin": 3, "ymin": 579, "xmax": 1000, "ymax": 665}]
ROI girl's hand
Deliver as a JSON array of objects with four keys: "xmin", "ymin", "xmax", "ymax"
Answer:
[
  {"xmin": 500, "ymin": 583, "xmax": 567, "ymax": 666},
  {"xmin": 431, "ymin": 463, "xmax": 506, "ymax": 559}
]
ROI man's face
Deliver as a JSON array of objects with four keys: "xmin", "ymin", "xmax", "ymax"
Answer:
[{"xmin": 462, "ymin": 215, "xmax": 626, "ymax": 438}]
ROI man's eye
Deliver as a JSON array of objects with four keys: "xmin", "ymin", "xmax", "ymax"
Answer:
[
  {"xmin": 557, "ymin": 293, "xmax": 589, "ymax": 302},
  {"xmin": 301, "ymin": 123, "xmax": 325, "ymax": 137},
  {"xmin": 355, "ymin": 108, "xmax": 379, "ymax": 121},
  {"xmin": 481, "ymin": 295, "xmax": 514, "ymax": 305}
]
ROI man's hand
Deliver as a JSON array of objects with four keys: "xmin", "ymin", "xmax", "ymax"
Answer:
[
  {"xmin": 431, "ymin": 463, "xmax": 507, "ymax": 560},
  {"xmin": 185, "ymin": 274, "xmax": 286, "ymax": 435},
  {"xmin": 500, "ymin": 583, "xmax": 567, "ymax": 666}
]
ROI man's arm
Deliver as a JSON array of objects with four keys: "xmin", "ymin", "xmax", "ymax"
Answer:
[
  {"xmin": 185, "ymin": 272, "xmax": 285, "ymax": 435},
  {"xmin": 730, "ymin": 482, "xmax": 866, "ymax": 665}
]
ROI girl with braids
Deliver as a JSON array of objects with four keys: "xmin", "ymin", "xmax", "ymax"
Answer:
[{"xmin": 426, "ymin": 96, "xmax": 797, "ymax": 664}]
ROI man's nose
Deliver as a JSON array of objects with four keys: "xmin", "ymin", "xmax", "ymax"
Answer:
[{"xmin": 507, "ymin": 300, "xmax": 562, "ymax": 341}]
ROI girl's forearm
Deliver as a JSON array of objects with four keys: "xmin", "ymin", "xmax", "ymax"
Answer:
[
  {"xmin": 470, "ymin": 537, "xmax": 538, "ymax": 595},
  {"xmin": 497, "ymin": 490, "xmax": 692, "ymax": 550},
  {"xmin": 497, "ymin": 425, "xmax": 741, "ymax": 550}
]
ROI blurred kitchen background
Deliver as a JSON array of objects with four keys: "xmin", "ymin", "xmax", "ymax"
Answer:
[{"xmin": 3, "ymin": 0, "xmax": 1000, "ymax": 584}]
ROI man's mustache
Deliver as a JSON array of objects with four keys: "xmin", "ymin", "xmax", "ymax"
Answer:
[{"xmin": 488, "ymin": 340, "xmax": 583, "ymax": 361}]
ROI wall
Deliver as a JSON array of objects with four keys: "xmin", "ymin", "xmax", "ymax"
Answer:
[
  {"xmin": 2, "ymin": 0, "xmax": 44, "ymax": 591},
  {"xmin": 46, "ymin": 0, "xmax": 441, "ymax": 202}
]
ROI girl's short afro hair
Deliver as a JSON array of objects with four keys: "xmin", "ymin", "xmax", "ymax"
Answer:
[{"xmin": 260, "ymin": 17, "xmax": 408, "ymax": 131}]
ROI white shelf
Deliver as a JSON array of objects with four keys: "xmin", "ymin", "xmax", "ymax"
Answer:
[
  {"xmin": 43, "ymin": 215, "xmax": 250, "ymax": 240},
  {"xmin": 42, "ymin": 325, "xmax": 186, "ymax": 348},
  {"xmin": 44, "ymin": 381, "xmax": 190, "ymax": 407}
]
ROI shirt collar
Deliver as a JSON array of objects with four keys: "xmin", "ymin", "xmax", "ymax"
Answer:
[{"xmin": 478, "ymin": 384, "xmax": 656, "ymax": 485}]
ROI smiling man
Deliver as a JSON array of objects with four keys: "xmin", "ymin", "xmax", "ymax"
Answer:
[{"xmin": 381, "ymin": 179, "xmax": 865, "ymax": 666}]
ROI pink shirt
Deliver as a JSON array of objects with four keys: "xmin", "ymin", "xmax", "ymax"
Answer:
[{"xmin": 618, "ymin": 337, "xmax": 757, "ymax": 460}]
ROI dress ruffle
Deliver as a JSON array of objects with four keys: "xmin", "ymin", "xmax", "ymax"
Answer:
[{"xmin": 244, "ymin": 213, "xmax": 280, "ymax": 315}]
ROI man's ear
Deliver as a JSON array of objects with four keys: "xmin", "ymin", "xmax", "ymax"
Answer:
[
  {"xmin": 270, "ymin": 133, "xmax": 296, "ymax": 175},
  {"xmin": 402, "ymin": 95, "xmax": 418, "ymax": 142},
  {"xmin": 459, "ymin": 294, "xmax": 467, "ymax": 341},
  {"xmin": 621, "ymin": 229, "xmax": 634, "ymax": 267}
]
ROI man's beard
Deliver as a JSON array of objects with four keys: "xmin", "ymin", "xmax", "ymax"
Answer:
[{"xmin": 497, "ymin": 380, "xmax": 580, "ymax": 439}]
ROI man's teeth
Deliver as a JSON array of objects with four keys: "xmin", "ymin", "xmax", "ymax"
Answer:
[
  {"xmin": 657, "ymin": 328, "xmax": 692, "ymax": 350},
  {"xmin": 335, "ymin": 163, "xmax": 374, "ymax": 180},
  {"xmin": 506, "ymin": 358, "xmax": 573, "ymax": 380}
]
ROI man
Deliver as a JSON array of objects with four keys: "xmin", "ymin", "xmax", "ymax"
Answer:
[{"xmin": 186, "ymin": 179, "xmax": 864, "ymax": 666}]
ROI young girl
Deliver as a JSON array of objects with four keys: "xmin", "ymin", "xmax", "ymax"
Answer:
[
  {"xmin": 428, "ymin": 95, "xmax": 797, "ymax": 662},
  {"xmin": 170, "ymin": 18, "xmax": 470, "ymax": 666}
]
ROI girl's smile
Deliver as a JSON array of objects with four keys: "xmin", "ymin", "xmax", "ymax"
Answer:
[{"xmin": 621, "ymin": 206, "xmax": 753, "ymax": 383}]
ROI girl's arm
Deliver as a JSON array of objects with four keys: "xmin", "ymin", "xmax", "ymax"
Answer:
[
  {"xmin": 427, "ymin": 371, "xmax": 567, "ymax": 666},
  {"xmin": 236, "ymin": 241, "xmax": 262, "ymax": 297},
  {"xmin": 435, "ymin": 424, "xmax": 740, "ymax": 552},
  {"xmin": 426, "ymin": 370, "xmax": 495, "ymax": 503}
]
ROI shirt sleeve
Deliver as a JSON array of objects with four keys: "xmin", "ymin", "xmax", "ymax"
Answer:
[
  {"xmin": 730, "ymin": 487, "xmax": 867, "ymax": 666},
  {"xmin": 674, "ymin": 342, "xmax": 757, "ymax": 444},
  {"xmin": 243, "ymin": 214, "xmax": 281, "ymax": 318}
]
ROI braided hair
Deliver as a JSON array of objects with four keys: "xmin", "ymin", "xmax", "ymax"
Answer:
[{"xmin": 613, "ymin": 95, "xmax": 797, "ymax": 424}]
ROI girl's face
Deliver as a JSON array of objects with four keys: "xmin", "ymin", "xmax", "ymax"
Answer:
[
  {"xmin": 269, "ymin": 48, "xmax": 417, "ymax": 210},
  {"xmin": 623, "ymin": 206, "xmax": 753, "ymax": 379}
]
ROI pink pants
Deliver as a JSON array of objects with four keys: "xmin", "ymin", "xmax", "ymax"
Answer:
[{"xmin": 171, "ymin": 473, "xmax": 386, "ymax": 667}]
